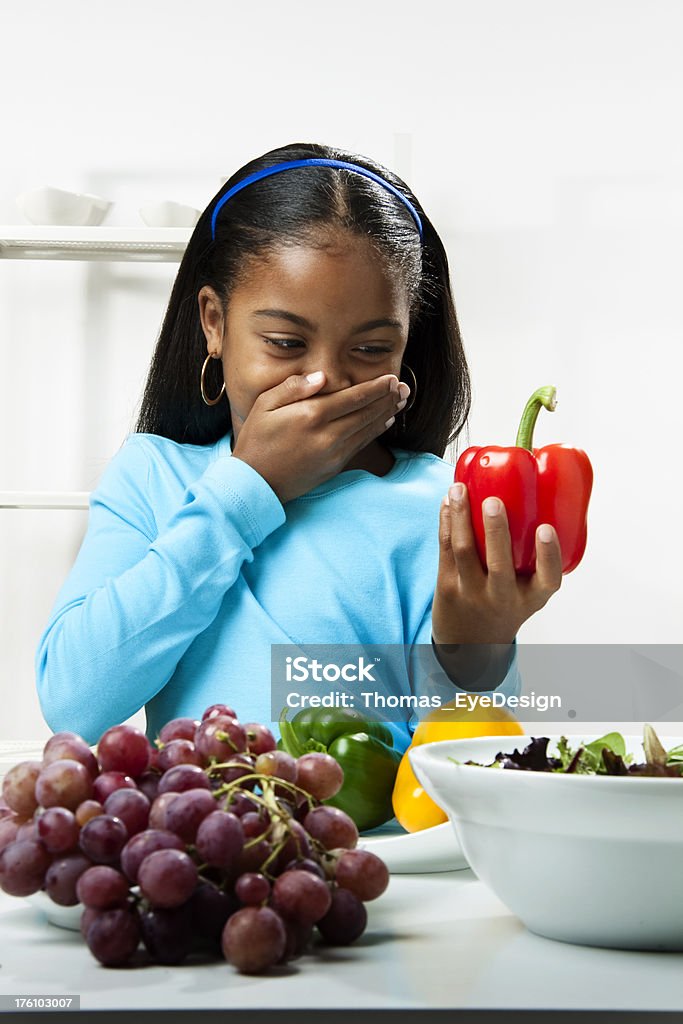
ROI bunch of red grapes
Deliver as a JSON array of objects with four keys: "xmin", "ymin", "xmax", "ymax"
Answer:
[{"xmin": 0, "ymin": 704, "xmax": 389, "ymax": 973}]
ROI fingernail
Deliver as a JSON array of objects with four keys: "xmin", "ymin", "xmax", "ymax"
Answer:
[
  {"xmin": 396, "ymin": 398, "xmax": 407, "ymax": 411},
  {"xmin": 385, "ymin": 416, "xmax": 396, "ymax": 428},
  {"xmin": 538, "ymin": 524, "xmax": 553, "ymax": 543},
  {"xmin": 449, "ymin": 483, "xmax": 465, "ymax": 505},
  {"xmin": 305, "ymin": 371, "xmax": 324, "ymax": 384},
  {"xmin": 484, "ymin": 497, "xmax": 500, "ymax": 517},
  {"xmin": 398, "ymin": 383, "xmax": 410, "ymax": 401},
  {"xmin": 442, "ymin": 494, "xmax": 450, "ymax": 507}
]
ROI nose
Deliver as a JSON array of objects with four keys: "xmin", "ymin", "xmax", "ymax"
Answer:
[{"xmin": 313, "ymin": 358, "xmax": 354, "ymax": 394}]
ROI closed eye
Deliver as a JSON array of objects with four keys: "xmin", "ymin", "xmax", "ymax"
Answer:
[{"xmin": 262, "ymin": 338, "xmax": 392, "ymax": 355}]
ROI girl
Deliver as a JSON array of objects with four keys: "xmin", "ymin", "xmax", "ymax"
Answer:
[{"xmin": 35, "ymin": 142, "xmax": 562, "ymax": 750}]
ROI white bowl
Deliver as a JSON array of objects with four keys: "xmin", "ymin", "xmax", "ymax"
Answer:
[
  {"xmin": 16, "ymin": 186, "xmax": 112, "ymax": 226},
  {"xmin": 410, "ymin": 733, "xmax": 683, "ymax": 951},
  {"xmin": 138, "ymin": 200, "xmax": 201, "ymax": 228}
]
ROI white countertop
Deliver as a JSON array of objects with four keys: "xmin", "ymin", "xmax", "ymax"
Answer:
[{"xmin": 1, "ymin": 870, "xmax": 683, "ymax": 1014}]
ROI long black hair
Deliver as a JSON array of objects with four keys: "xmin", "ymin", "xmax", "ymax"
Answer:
[{"xmin": 134, "ymin": 141, "xmax": 471, "ymax": 458}]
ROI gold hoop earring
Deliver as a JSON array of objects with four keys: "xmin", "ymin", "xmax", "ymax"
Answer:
[
  {"xmin": 201, "ymin": 354, "xmax": 226, "ymax": 406},
  {"xmin": 400, "ymin": 362, "xmax": 417, "ymax": 432}
]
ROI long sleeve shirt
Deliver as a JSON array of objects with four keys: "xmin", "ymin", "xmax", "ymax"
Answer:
[{"xmin": 35, "ymin": 429, "xmax": 521, "ymax": 751}]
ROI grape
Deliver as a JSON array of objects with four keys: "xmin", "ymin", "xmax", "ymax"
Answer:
[
  {"xmin": 164, "ymin": 788, "xmax": 217, "ymax": 843},
  {"xmin": 282, "ymin": 857, "xmax": 326, "ymax": 880},
  {"xmin": 76, "ymin": 865, "xmax": 129, "ymax": 909},
  {"xmin": 254, "ymin": 750, "xmax": 297, "ymax": 784},
  {"xmin": 2, "ymin": 761, "xmax": 41, "ymax": 817},
  {"xmin": 148, "ymin": 791, "xmax": 179, "ymax": 830},
  {"xmin": 43, "ymin": 734, "xmax": 98, "ymax": 779},
  {"xmin": 76, "ymin": 799, "xmax": 104, "ymax": 827},
  {"xmin": 238, "ymin": 839, "xmax": 272, "ymax": 875},
  {"xmin": 139, "ymin": 904, "xmax": 194, "ymax": 965},
  {"xmin": 44, "ymin": 731, "xmax": 79, "ymax": 755},
  {"xmin": 16, "ymin": 819, "xmax": 39, "ymax": 842},
  {"xmin": 120, "ymin": 828, "xmax": 184, "ymax": 884},
  {"xmin": 235, "ymin": 872, "xmax": 270, "ymax": 905},
  {"xmin": 158, "ymin": 717, "xmax": 199, "ymax": 743},
  {"xmin": 240, "ymin": 811, "xmax": 269, "ymax": 838},
  {"xmin": 296, "ymin": 752, "xmax": 344, "ymax": 800},
  {"xmin": 222, "ymin": 906, "xmax": 286, "ymax": 974},
  {"xmin": 195, "ymin": 715, "xmax": 247, "ymax": 763},
  {"xmin": 0, "ymin": 814, "xmax": 21, "ymax": 854},
  {"xmin": 188, "ymin": 881, "xmax": 238, "ymax": 950},
  {"xmin": 103, "ymin": 788, "xmax": 150, "ymax": 837},
  {"xmin": 222, "ymin": 791, "xmax": 259, "ymax": 817},
  {"xmin": 137, "ymin": 849, "xmax": 198, "ymax": 908},
  {"xmin": 271, "ymin": 869, "xmax": 332, "ymax": 926},
  {"xmin": 78, "ymin": 814, "xmax": 128, "ymax": 864},
  {"xmin": 37, "ymin": 806, "xmax": 79, "ymax": 853},
  {"xmin": 97, "ymin": 725, "xmax": 151, "ymax": 777},
  {"xmin": 92, "ymin": 772, "xmax": 137, "ymax": 804},
  {"xmin": 201, "ymin": 703, "xmax": 237, "ymax": 722},
  {"xmin": 304, "ymin": 806, "xmax": 358, "ymax": 851},
  {"xmin": 80, "ymin": 905, "xmax": 99, "ymax": 939},
  {"xmin": 0, "ymin": 707, "xmax": 392, "ymax": 975},
  {"xmin": 35, "ymin": 759, "xmax": 93, "ymax": 812},
  {"xmin": 157, "ymin": 739, "xmax": 201, "ymax": 772},
  {"xmin": 44, "ymin": 852, "xmax": 92, "ymax": 906},
  {"xmin": 317, "ymin": 886, "xmax": 367, "ymax": 945},
  {"xmin": 244, "ymin": 723, "xmax": 277, "ymax": 755},
  {"xmin": 274, "ymin": 819, "xmax": 311, "ymax": 871},
  {"xmin": 217, "ymin": 753, "xmax": 256, "ymax": 786},
  {"xmin": 136, "ymin": 772, "xmax": 161, "ymax": 803},
  {"xmin": 195, "ymin": 811, "xmax": 244, "ymax": 870},
  {"xmin": 280, "ymin": 920, "xmax": 313, "ymax": 963},
  {"xmin": 333, "ymin": 848, "xmax": 390, "ymax": 901},
  {"xmin": 158, "ymin": 763, "xmax": 210, "ymax": 795},
  {"xmin": 0, "ymin": 839, "xmax": 52, "ymax": 896},
  {"xmin": 85, "ymin": 907, "xmax": 140, "ymax": 966}
]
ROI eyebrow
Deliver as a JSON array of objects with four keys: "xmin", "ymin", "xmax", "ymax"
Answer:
[{"xmin": 252, "ymin": 308, "xmax": 403, "ymax": 335}]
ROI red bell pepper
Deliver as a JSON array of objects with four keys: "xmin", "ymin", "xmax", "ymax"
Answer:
[{"xmin": 454, "ymin": 386, "xmax": 593, "ymax": 576}]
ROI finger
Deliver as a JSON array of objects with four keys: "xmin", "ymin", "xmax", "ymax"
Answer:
[
  {"xmin": 528, "ymin": 523, "xmax": 563, "ymax": 606},
  {"xmin": 258, "ymin": 370, "xmax": 329, "ymax": 411},
  {"xmin": 437, "ymin": 494, "xmax": 458, "ymax": 581},
  {"xmin": 445, "ymin": 482, "xmax": 485, "ymax": 587},
  {"xmin": 318, "ymin": 374, "xmax": 401, "ymax": 426},
  {"xmin": 481, "ymin": 497, "xmax": 517, "ymax": 597},
  {"xmin": 336, "ymin": 384, "xmax": 406, "ymax": 449}
]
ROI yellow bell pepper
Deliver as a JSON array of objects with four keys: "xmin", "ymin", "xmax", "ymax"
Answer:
[{"xmin": 392, "ymin": 702, "xmax": 525, "ymax": 833}]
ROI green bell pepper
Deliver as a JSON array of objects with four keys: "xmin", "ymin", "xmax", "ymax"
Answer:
[{"xmin": 279, "ymin": 707, "xmax": 401, "ymax": 832}]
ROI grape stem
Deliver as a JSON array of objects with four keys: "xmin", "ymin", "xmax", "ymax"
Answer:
[
  {"xmin": 214, "ymin": 730, "xmax": 241, "ymax": 753},
  {"xmin": 210, "ymin": 766, "xmax": 317, "ymax": 809}
]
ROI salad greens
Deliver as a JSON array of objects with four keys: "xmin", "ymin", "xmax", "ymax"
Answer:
[{"xmin": 451, "ymin": 724, "xmax": 683, "ymax": 777}]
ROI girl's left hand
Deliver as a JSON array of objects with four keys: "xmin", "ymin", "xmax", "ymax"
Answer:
[{"xmin": 431, "ymin": 482, "xmax": 563, "ymax": 646}]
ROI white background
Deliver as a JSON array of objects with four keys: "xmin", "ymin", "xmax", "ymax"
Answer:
[{"xmin": 1, "ymin": 0, "xmax": 681, "ymax": 741}]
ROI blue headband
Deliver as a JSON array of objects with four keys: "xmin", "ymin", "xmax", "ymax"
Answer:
[{"xmin": 210, "ymin": 158, "xmax": 423, "ymax": 243}]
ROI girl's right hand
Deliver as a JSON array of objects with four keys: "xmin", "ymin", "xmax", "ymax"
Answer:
[{"xmin": 230, "ymin": 371, "xmax": 410, "ymax": 504}]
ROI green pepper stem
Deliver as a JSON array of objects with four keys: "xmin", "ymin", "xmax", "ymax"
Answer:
[{"xmin": 515, "ymin": 386, "xmax": 558, "ymax": 450}]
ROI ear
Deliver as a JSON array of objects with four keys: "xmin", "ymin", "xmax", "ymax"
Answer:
[{"xmin": 198, "ymin": 286, "xmax": 224, "ymax": 356}]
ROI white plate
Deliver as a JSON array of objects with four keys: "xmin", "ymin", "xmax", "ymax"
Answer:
[
  {"xmin": 357, "ymin": 818, "xmax": 467, "ymax": 873},
  {"xmin": 25, "ymin": 892, "xmax": 82, "ymax": 931}
]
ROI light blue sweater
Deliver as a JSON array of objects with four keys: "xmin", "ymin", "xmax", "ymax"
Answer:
[{"xmin": 35, "ymin": 430, "xmax": 521, "ymax": 750}]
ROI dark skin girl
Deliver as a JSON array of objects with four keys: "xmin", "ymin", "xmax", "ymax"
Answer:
[{"xmin": 198, "ymin": 229, "xmax": 562, "ymax": 648}]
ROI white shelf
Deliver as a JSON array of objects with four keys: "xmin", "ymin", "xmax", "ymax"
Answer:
[
  {"xmin": 0, "ymin": 491, "xmax": 90, "ymax": 510},
  {"xmin": 0, "ymin": 226, "xmax": 191, "ymax": 262}
]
